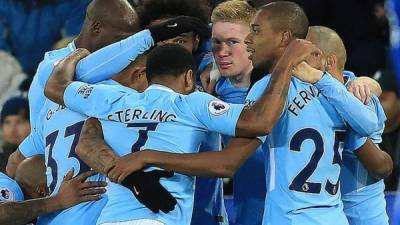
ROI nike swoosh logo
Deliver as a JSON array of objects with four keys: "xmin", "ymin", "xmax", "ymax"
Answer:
[
  {"xmin": 133, "ymin": 186, "xmax": 140, "ymax": 195},
  {"xmin": 167, "ymin": 23, "xmax": 178, "ymax": 28}
]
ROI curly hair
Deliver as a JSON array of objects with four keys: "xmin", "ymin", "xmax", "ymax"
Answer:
[{"xmin": 136, "ymin": 0, "xmax": 211, "ymax": 28}]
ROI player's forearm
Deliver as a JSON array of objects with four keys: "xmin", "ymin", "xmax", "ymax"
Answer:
[
  {"xmin": 142, "ymin": 138, "xmax": 261, "ymax": 178},
  {"xmin": 76, "ymin": 118, "xmax": 118, "ymax": 174},
  {"xmin": 315, "ymin": 73, "xmax": 378, "ymax": 136},
  {"xmin": 236, "ymin": 58, "xmax": 292, "ymax": 137},
  {"xmin": 141, "ymin": 150, "xmax": 235, "ymax": 177},
  {"xmin": 0, "ymin": 197, "xmax": 62, "ymax": 225},
  {"xmin": 356, "ymin": 139, "xmax": 393, "ymax": 179},
  {"xmin": 76, "ymin": 30, "xmax": 154, "ymax": 83}
]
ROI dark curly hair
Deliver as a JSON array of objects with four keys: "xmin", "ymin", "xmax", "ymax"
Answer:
[{"xmin": 136, "ymin": 0, "xmax": 211, "ymax": 29}]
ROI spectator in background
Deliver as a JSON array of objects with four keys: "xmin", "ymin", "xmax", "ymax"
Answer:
[
  {"xmin": 0, "ymin": 0, "xmax": 91, "ymax": 80},
  {"xmin": 373, "ymin": 67, "xmax": 400, "ymax": 191},
  {"xmin": 0, "ymin": 96, "xmax": 30, "ymax": 173},
  {"xmin": 0, "ymin": 51, "xmax": 27, "ymax": 109}
]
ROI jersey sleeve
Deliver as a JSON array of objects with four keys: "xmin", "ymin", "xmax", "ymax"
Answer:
[
  {"xmin": 184, "ymin": 92, "xmax": 244, "ymax": 137},
  {"xmin": 344, "ymin": 129, "xmax": 368, "ymax": 152},
  {"xmin": 0, "ymin": 177, "xmax": 24, "ymax": 202},
  {"xmin": 74, "ymin": 30, "xmax": 154, "ymax": 83},
  {"xmin": 63, "ymin": 81, "xmax": 134, "ymax": 120},
  {"xmin": 245, "ymin": 75, "xmax": 273, "ymax": 143},
  {"xmin": 314, "ymin": 72, "xmax": 378, "ymax": 136},
  {"xmin": 18, "ymin": 130, "xmax": 45, "ymax": 158}
]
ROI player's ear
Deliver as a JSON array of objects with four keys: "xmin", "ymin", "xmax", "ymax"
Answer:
[
  {"xmin": 184, "ymin": 69, "xmax": 195, "ymax": 93},
  {"xmin": 36, "ymin": 185, "xmax": 48, "ymax": 198},
  {"xmin": 325, "ymin": 55, "xmax": 337, "ymax": 71},
  {"xmin": 90, "ymin": 20, "xmax": 102, "ymax": 34},
  {"xmin": 280, "ymin": 30, "xmax": 292, "ymax": 47},
  {"xmin": 192, "ymin": 34, "xmax": 201, "ymax": 52}
]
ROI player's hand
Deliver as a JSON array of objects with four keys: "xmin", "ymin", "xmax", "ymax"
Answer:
[
  {"xmin": 121, "ymin": 170, "xmax": 177, "ymax": 213},
  {"xmin": 44, "ymin": 48, "xmax": 90, "ymax": 105},
  {"xmin": 54, "ymin": 169, "xmax": 107, "ymax": 209},
  {"xmin": 107, "ymin": 152, "xmax": 146, "ymax": 183},
  {"xmin": 200, "ymin": 63, "xmax": 219, "ymax": 94},
  {"xmin": 292, "ymin": 61, "xmax": 324, "ymax": 84},
  {"xmin": 347, "ymin": 78, "xmax": 376, "ymax": 104},
  {"xmin": 281, "ymin": 39, "xmax": 322, "ymax": 69},
  {"xmin": 148, "ymin": 16, "xmax": 210, "ymax": 43}
]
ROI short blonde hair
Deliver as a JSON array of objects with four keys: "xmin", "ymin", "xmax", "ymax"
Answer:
[{"xmin": 211, "ymin": 0, "xmax": 256, "ymax": 25}]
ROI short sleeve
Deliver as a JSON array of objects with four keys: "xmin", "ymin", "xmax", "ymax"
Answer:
[
  {"xmin": 18, "ymin": 127, "xmax": 45, "ymax": 158},
  {"xmin": 344, "ymin": 129, "xmax": 368, "ymax": 152},
  {"xmin": 184, "ymin": 92, "xmax": 244, "ymax": 137}
]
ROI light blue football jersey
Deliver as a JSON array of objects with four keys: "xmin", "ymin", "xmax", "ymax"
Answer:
[
  {"xmin": 0, "ymin": 172, "xmax": 24, "ymax": 202},
  {"xmin": 340, "ymin": 71, "xmax": 389, "ymax": 225},
  {"xmin": 63, "ymin": 83, "xmax": 245, "ymax": 225},
  {"xmin": 19, "ymin": 30, "xmax": 154, "ymax": 157},
  {"xmin": 34, "ymin": 81, "xmax": 127, "ymax": 225},
  {"xmin": 216, "ymin": 77, "xmax": 266, "ymax": 225},
  {"xmin": 246, "ymin": 72, "xmax": 378, "ymax": 225}
]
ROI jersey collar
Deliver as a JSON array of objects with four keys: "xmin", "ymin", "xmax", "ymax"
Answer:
[{"xmin": 146, "ymin": 84, "xmax": 175, "ymax": 93}]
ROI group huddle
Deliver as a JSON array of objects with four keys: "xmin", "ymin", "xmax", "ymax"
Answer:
[{"xmin": 0, "ymin": 0, "xmax": 393, "ymax": 225}]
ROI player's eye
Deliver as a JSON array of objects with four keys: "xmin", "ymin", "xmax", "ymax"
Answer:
[{"xmin": 174, "ymin": 39, "xmax": 186, "ymax": 44}]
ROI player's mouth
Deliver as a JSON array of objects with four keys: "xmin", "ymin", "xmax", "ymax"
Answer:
[
  {"xmin": 217, "ymin": 62, "xmax": 233, "ymax": 70},
  {"xmin": 247, "ymin": 47, "xmax": 255, "ymax": 59}
]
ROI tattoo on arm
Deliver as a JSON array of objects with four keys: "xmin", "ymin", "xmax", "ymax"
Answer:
[{"xmin": 76, "ymin": 118, "xmax": 118, "ymax": 174}]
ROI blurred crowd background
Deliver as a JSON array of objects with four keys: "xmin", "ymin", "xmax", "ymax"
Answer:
[{"xmin": 0, "ymin": 0, "xmax": 399, "ymax": 194}]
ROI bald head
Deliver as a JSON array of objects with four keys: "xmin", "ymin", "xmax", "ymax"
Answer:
[
  {"xmin": 86, "ymin": 0, "xmax": 139, "ymax": 29},
  {"xmin": 260, "ymin": 1, "xmax": 309, "ymax": 39},
  {"xmin": 15, "ymin": 156, "xmax": 46, "ymax": 199},
  {"xmin": 307, "ymin": 26, "xmax": 347, "ymax": 72},
  {"xmin": 77, "ymin": 0, "xmax": 140, "ymax": 52}
]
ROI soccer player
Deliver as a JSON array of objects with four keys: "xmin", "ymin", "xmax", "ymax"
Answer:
[
  {"xmin": 44, "ymin": 36, "xmax": 320, "ymax": 225},
  {"xmin": 0, "ymin": 156, "xmax": 106, "ymax": 225},
  {"xmin": 209, "ymin": 1, "xmax": 265, "ymax": 224},
  {"xmin": 302, "ymin": 26, "xmax": 392, "ymax": 225},
  {"xmin": 136, "ymin": 2, "xmax": 226, "ymax": 223}
]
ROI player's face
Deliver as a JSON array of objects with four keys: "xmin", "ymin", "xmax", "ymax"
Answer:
[
  {"xmin": 1, "ymin": 115, "xmax": 30, "ymax": 145},
  {"xmin": 150, "ymin": 19, "xmax": 200, "ymax": 53},
  {"xmin": 212, "ymin": 22, "xmax": 253, "ymax": 77},
  {"xmin": 245, "ymin": 11, "xmax": 281, "ymax": 71}
]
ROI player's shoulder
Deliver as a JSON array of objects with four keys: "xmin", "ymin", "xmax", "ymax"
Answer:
[
  {"xmin": 0, "ymin": 172, "xmax": 24, "ymax": 202},
  {"xmin": 246, "ymin": 74, "xmax": 271, "ymax": 102}
]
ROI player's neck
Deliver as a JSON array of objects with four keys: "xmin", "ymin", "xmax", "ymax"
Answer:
[
  {"xmin": 228, "ymin": 66, "xmax": 252, "ymax": 88},
  {"xmin": 149, "ymin": 79, "xmax": 184, "ymax": 94}
]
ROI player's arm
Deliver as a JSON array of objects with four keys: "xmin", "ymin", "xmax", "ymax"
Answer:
[
  {"xmin": 293, "ymin": 63, "xmax": 378, "ymax": 136},
  {"xmin": 355, "ymin": 139, "xmax": 393, "ymax": 179},
  {"xmin": 75, "ymin": 118, "xmax": 118, "ymax": 175},
  {"xmin": 108, "ymin": 137, "xmax": 262, "ymax": 182},
  {"xmin": 234, "ymin": 40, "xmax": 322, "ymax": 137},
  {"xmin": 0, "ymin": 170, "xmax": 106, "ymax": 225},
  {"xmin": 75, "ymin": 16, "xmax": 209, "ymax": 84}
]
